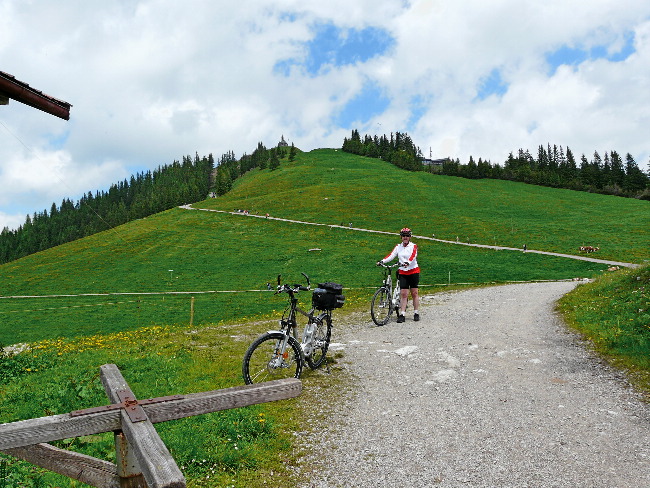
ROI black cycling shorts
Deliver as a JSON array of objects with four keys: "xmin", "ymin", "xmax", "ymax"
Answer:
[{"xmin": 398, "ymin": 272, "xmax": 420, "ymax": 290}]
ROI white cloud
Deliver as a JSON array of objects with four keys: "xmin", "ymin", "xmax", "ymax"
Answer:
[
  {"xmin": 1, "ymin": 0, "xmax": 649, "ymax": 230},
  {"xmin": 0, "ymin": 144, "xmax": 128, "ymax": 209},
  {"xmin": 379, "ymin": 1, "xmax": 650, "ymax": 159}
]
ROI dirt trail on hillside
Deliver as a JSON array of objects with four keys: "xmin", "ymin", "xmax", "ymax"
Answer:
[
  {"xmin": 179, "ymin": 205, "xmax": 639, "ymax": 269},
  {"xmin": 294, "ymin": 282, "xmax": 650, "ymax": 487}
]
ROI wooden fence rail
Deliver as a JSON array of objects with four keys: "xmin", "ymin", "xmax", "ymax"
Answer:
[{"xmin": 0, "ymin": 364, "xmax": 301, "ymax": 487}]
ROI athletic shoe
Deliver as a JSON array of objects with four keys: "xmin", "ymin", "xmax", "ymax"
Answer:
[
  {"xmin": 397, "ymin": 315, "xmax": 405, "ymax": 323},
  {"xmin": 414, "ymin": 313, "xmax": 420, "ymax": 322}
]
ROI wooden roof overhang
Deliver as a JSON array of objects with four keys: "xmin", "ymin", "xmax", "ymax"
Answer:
[{"xmin": 0, "ymin": 71, "xmax": 71, "ymax": 120}]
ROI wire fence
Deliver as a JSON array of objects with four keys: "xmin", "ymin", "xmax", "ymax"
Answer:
[{"xmin": 0, "ymin": 279, "xmax": 581, "ymax": 346}]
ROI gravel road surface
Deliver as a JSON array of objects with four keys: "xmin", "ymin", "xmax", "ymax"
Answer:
[{"xmin": 296, "ymin": 281, "xmax": 650, "ymax": 487}]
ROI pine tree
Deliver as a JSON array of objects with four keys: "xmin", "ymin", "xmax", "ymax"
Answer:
[
  {"xmin": 466, "ymin": 156, "xmax": 479, "ymax": 178},
  {"xmin": 624, "ymin": 153, "xmax": 649, "ymax": 194},
  {"xmin": 610, "ymin": 150, "xmax": 625, "ymax": 188},
  {"xmin": 269, "ymin": 148, "xmax": 280, "ymax": 170},
  {"xmin": 565, "ymin": 147, "xmax": 577, "ymax": 179},
  {"xmin": 537, "ymin": 145, "xmax": 549, "ymax": 171}
]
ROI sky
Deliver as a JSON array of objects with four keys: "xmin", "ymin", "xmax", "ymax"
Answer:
[{"xmin": 1, "ymin": 0, "xmax": 649, "ymax": 231}]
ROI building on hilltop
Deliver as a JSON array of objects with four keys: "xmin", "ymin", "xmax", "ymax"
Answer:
[
  {"xmin": 420, "ymin": 157, "xmax": 447, "ymax": 167},
  {"xmin": 278, "ymin": 135, "xmax": 289, "ymax": 148},
  {"xmin": 420, "ymin": 147, "xmax": 446, "ymax": 167}
]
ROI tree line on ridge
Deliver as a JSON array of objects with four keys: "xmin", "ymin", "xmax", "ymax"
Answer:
[
  {"xmin": 0, "ymin": 142, "xmax": 298, "ymax": 265},
  {"xmin": 341, "ymin": 130, "xmax": 650, "ymax": 200},
  {"xmin": 0, "ymin": 154, "xmax": 214, "ymax": 265},
  {"xmin": 1, "ymin": 130, "xmax": 646, "ymax": 265}
]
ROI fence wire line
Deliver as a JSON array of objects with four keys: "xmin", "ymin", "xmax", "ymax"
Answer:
[
  {"xmin": 0, "ymin": 300, "xmax": 141, "ymax": 314},
  {"xmin": 0, "ymin": 279, "xmax": 578, "ymax": 301},
  {"xmin": 0, "ymin": 280, "xmax": 584, "ymax": 318}
]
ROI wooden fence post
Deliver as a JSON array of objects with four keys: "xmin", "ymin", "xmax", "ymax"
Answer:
[
  {"xmin": 99, "ymin": 364, "xmax": 185, "ymax": 488},
  {"xmin": 115, "ymin": 432, "xmax": 146, "ymax": 488}
]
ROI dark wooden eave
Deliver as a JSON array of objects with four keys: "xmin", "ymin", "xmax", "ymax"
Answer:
[{"xmin": 0, "ymin": 71, "xmax": 72, "ymax": 120}]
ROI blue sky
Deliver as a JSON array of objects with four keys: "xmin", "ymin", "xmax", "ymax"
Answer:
[
  {"xmin": 545, "ymin": 30, "xmax": 637, "ymax": 73},
  {"xmin": 274, "ymin": 22, "xmax": 395, "ymax": 127},
  {"xmin": 275, "ymin": 22, "xmax": 395, "ymax": 76},
  {"xmin": 1, "ymin": 0, "xmax": 649, "ymax": 231},
  {"xmin": 476, "ymin": 69, "xmax": 509, "ymax": 100}
]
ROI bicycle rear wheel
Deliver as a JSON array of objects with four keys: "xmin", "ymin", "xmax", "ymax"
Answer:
[
  {"xmin": 305, "ymin": 314, "xmax": 332, "ymax": 369},
  {"xmin": 242, "ymin": 332, "xmax": 303, "ymax": 385},
  {"xmin": 371, "ymin": 286, "xmax": 393, "ymax": 326}
]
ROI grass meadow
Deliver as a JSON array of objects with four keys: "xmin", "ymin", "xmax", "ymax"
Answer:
[
  {"xmin": 200, "ymin": 149, "xmax": 649, "ymax": 263},
  {"xmin": 558, "ymin": 264, "xmax": 650, "ymax": 396},
  {"xmin": 0, "ymin": 148, "xmax": 648, "ymax": 486},
  {"xmin": 0, "ymin": 207, "xmax": 607, "ymax": 345}
]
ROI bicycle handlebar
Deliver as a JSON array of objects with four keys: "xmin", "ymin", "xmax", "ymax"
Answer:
[
  {"xmin": 376, "ymin": 261, "xmax": 406, "ymax": 269},
  {"xmin": 274, "ymin": 270, "xmax": 311, "ymax": 295},
  {"xmin": 275, "ymin": 283, "xmax": 311, "ymax": 294},
  {"xmin": 275, "ymin": 272, "xmax": 311, "ymax": 293}
]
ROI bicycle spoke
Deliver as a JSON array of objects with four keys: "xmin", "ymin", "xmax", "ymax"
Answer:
[{"xmin": 242, "ymin": 332, "xmax": 303, "ymax": 384}]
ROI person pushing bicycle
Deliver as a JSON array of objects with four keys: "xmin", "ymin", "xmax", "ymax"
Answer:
[{"xmin": 377, "ymin": 227, "xmax": 420, "ymax": 322}]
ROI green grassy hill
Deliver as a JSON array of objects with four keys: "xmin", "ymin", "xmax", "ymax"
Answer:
[
  {"xmin": 0, "ymin": 148, "xmax": 647, "ymax": 344},
  {"xmin": 1, "ymin": 148, "xmax": 648, "ymax": 486},
  {"xmin": 200, "ymin": 148, "xmax": 649, "ymax": 263}
]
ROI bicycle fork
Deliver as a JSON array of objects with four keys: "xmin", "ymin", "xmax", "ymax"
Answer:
[{"xmin": 270, "ymin": 330, "xmax": 293, "ymax": 368}]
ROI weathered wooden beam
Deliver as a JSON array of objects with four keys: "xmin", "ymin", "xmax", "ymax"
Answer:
[
  {"xmin": 0, "ymin": 409, "xmax": 122, "ymax": 451},
  {"xmin": 2, "ymin": 443, "xmax": 120, "ymax": 488},
  {"xmin": 145, "ymin": 376, "xmax": 302, "ymax": 424},
  {"xmin": 0, "ymin": 377, "xmax": 301, "ymax": 451},
  {"xmin": 100, "ymin": 364, "xmax": 185, "ymax": 488}
]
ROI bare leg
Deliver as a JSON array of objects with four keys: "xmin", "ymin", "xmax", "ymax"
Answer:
[
  {"xmin": 400, "ymin": 287, "xmax": 409, "ymax": 315},
  {"xmin": 411, "ymin": 288, "xmax": 419, "ymax": 311}
]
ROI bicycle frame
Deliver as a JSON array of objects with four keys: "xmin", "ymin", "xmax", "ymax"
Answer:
[
  {"xmin": 265, "ymin": 274, "xmax": 331, "ymax": 357},
  {"xmin": 371, "ymin": 262, "xmax": 401, "ymax": 326},
  {"xmin": 242, "ymin": 272, "xmax": 335, "ymax": 384},
  {"xmin": 381, "ymin": 262, "xmax": 401, "ymax": 302}
]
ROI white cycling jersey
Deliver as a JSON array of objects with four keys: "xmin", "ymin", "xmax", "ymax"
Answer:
[{"xmin": 381, "ymin": 241, "xmax": 420, "ymax": 275}]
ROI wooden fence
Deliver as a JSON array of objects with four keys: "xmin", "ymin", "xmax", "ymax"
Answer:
[{"xmin": 0, "ymin": 364, "xmax": 301, "ymax": 487}]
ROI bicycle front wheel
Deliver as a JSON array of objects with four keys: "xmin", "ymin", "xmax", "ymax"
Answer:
[
  {"xmin": 305, "ymin": 314, "xmax": 332, "ymax": 369},
  {"xmin": 242, "ymin": 332, "xmax": 303, "ymax": 385},
  {"xmin": 371, "ymin": 286, "xmax": 393, "ymax": 326}
]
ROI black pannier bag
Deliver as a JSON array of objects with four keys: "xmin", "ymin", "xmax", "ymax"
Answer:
[{"xmin": 312, "ymin": 282, "xmax": 345, "ymax": 310}]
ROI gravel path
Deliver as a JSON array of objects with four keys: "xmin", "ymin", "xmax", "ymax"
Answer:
[
  {"xmin": 427, "ymin": 238, "xmax": 639, "ymax": 268},
  {"xmin": 296, "ymin": 282, "xmax": 650, "ymax": 487}
]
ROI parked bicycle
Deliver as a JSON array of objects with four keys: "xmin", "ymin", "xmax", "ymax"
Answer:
[
  {"xmin": 370, "ymin": 262, "xmax": 404, "ymax": 326},
  {"xmin": 242, "ymin": 273, "xmax": 345, "ymax": 385}
]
